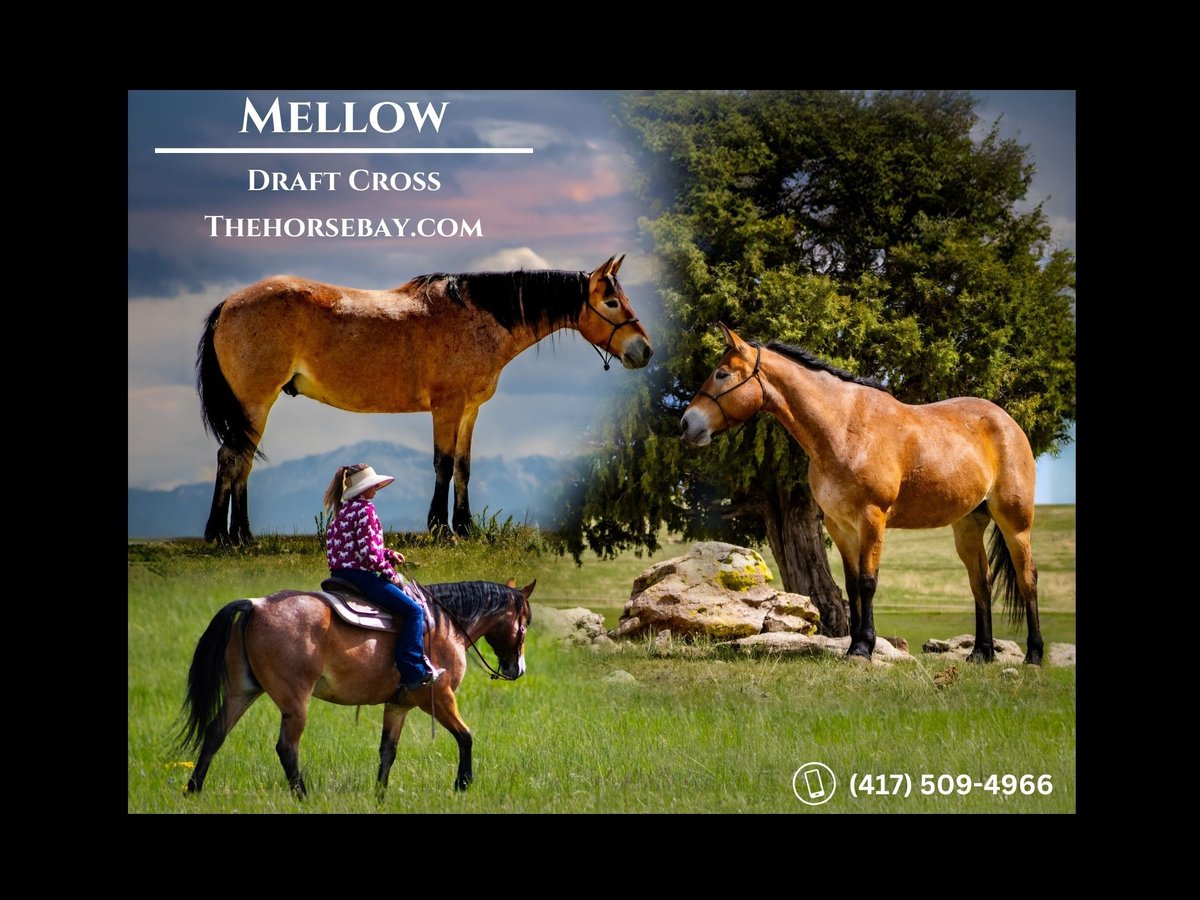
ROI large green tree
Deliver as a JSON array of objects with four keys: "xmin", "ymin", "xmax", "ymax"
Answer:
[{"xmin": 555, "ymin": 90, "xmax": 1075, "ymax": 636}]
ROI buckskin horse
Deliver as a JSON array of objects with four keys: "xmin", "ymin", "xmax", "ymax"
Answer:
[
  {"xmin": 197, "ymin": 256, "xmax": 652, "ymax": 543},
  {"xmin": 680, "ymin": 324, "xmax": 1043, "ymax": 665},
  {"xmin": 177, "ymin": 577, "xmax": 534, "ymax": 796}
]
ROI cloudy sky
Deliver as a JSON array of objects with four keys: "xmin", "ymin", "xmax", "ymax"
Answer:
[{"xmin": 128, "ymin": 90, "xmax": 1075, "ymax": 503}]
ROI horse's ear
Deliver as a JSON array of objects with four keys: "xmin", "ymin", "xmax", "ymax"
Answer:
[
  {"xmin": 520, "ymin": 579, "xmax": 537, "ymax": 599},
  {"xmin": 718, "ymin": 322, "xmax": 753, "ymax": 357},
  {"xmin": 590, "ymin": 257, "xmax": 617, "ymax": 284},
  {"xmin": 611, "ymin": 254, "xmax": 626, "ymax": 276}
]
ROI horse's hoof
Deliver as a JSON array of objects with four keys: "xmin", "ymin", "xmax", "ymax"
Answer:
[
  {"xmin": 454, "ymin": 779, "xmax": 471, "ymax": 792},
  {"xmin": 1024, "ymin": 650, "xmax": 1044, "ymax": 666},
  {"xmin": 965, "ymin": 649, "xmax": 994, "ymax": 663},
  {"xmin": 845, "ymin": 643, "xmax": 873, "ymax": 661}
]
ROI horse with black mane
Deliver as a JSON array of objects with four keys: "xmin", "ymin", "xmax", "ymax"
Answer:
[
  {"xmin": 178, "ymin": 577, "xmax": 534, "ymax": 796},
  {"xmin": 681, "ymin": 324, "xmax": 1043, "ymax": 665},
  {"xmin": 198, "ymin": 256, "xmax": 652, "ymax": 544}
]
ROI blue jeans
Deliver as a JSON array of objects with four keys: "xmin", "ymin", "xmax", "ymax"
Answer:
[{"xmin": 332, "ymin": 569, "xmax": 429, "ymax": 682}]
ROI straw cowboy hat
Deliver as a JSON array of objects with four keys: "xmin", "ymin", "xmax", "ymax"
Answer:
[{"xmin": 343, "ymin": 465, "xmax": 395, "ymax": 501}]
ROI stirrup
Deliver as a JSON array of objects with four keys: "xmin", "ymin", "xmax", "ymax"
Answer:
[{"xmin": 401, "ymin": 666, "xmax": 445, "ymax": 692}]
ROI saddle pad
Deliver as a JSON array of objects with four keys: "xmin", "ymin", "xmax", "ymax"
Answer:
[
  {"xmin": 313, "ymin": 591, "xmax": 396, "ymax": 632},
  {"xmin": 314, "ymin": 580, "xmax": 435, "ymax": 635}
]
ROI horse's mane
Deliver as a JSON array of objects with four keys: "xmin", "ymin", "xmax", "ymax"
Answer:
[
  {"xmin": 422, "ymin": 580, "xmax": 527, "ymax": 633},
  {"xmin": 407, "ymin": 270, "xmax": 591, "ymax": 334},
  {"xmin": 765, "ymin": 341, "xmax": 892, "ymax": 394}
]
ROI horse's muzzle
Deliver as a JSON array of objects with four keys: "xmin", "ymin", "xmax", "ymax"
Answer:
[
  {"xmin": 679, "ymin": 409, "xmax": 712, "ymax": 446},
  {"xmin": 500, "ymin": 654, "xmax": 525, "ymax": 680},
  {"xmin": 621, "ymin": 337, "xmax": 653, "ymax": 369}
]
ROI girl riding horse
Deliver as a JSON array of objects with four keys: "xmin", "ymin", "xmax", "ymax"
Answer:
[{"xmin": 323, "ymin": 464, "xmax": 444, "ymax": 691}]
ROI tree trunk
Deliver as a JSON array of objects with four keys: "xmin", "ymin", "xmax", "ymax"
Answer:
[{"xmin": 762, "ymin": 482, "xmax": 849, "ymax": 636}]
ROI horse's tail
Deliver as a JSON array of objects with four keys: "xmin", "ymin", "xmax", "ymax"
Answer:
[
  {"xmin": 176, "ymin": 599, "xmax": 255, "ymax": 755},
  {"xmin": 987, "ymin": 524, "xmax": 1024, "ymax": 628},
  {"xmin": 196, "ymin": 302, "xmax": 264, "ymax": 459}
]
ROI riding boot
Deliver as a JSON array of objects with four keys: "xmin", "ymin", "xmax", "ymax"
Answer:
[{"xmin": 395, "ymin": 666, "xmax": 446, "ymax": 697}]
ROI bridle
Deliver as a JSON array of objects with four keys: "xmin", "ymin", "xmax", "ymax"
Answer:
[
  {"xmin": 585, "ymin": 287, "xmax": 641, "ymax": 371},
  {"xmin": 428, "ymin": 589, "xmax": 527, "ymax": 681},
  {"xmin": 694, "ymin": 343, "xmax": 764, "ymax": 433}
]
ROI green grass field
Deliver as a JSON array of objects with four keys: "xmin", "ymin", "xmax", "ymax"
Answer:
[{"xmin": 128, "ymin": 507, "xmax": 1075, "ymax": 813}]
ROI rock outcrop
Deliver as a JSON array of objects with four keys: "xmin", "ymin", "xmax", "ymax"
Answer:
[
  {"xmin": 532, "ymin": 604, "xmax": 611, "ymax": 648},
  {"xmin": 718, "ymin": 632, "xmax": 911, "ymax": 663},
  {"xmin": 611, "ymin": 542, "xmax": 820, "ymax": 641},
  {"xmin": 921, "ymin": 634, "xmax": 1077, "ymax": 667}
]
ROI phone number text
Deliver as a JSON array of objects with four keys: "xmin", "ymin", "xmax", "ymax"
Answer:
[{"xmin": 850, "ymin": 773, "xmax": 1054, "ymax": 798}]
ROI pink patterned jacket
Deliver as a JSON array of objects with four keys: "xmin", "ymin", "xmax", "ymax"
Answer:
[{"xmin": 326, "ymin": 499, "xmax": 398, "ymax": 579}]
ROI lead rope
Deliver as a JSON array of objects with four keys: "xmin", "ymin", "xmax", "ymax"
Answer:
[
  {"xmin": 586, "ymin": 296, "xmax": 639, "ymax": 371},
  {"xmin": 591, "ymin": 342, "xmax": 614, "ymax": 371}
]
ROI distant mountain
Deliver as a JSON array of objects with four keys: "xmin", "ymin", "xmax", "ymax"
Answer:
[{"xmin": 128, "ymin": 440, "xmax": 571, "ymax": 538}]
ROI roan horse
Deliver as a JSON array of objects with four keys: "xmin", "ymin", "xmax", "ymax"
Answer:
[
  {"xmin": 178, "ymin": 578, "xmax": 534, "ymax": 796},
  {"xmin": 198, "ymin": 256, "xmax": 652, "ymax": 543},
  {"xmin": 680, "ymin": 324, "xmax": 1043, "ymax": 665}
]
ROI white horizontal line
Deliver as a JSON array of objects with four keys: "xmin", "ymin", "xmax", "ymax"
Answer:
[{"xmin": 154, "ymin": 147, "xmax": 533, "ymax": 155}]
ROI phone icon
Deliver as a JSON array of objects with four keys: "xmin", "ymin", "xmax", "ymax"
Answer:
[
  {"xmin": 804, "ymin": 768, "xmax": 825, "ymax": 799},
  {"xmin": 793, "ymin": 762, "xmax": 836, "ymax": 804}
]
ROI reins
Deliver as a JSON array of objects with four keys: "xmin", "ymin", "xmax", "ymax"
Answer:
[
  {"xmin": 423, "ymin": 587, "xmax": 523, "ymax": 681},
  {"xmin": 695, "ymin": 343, "xmax": 764, "ymax": 433}
]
